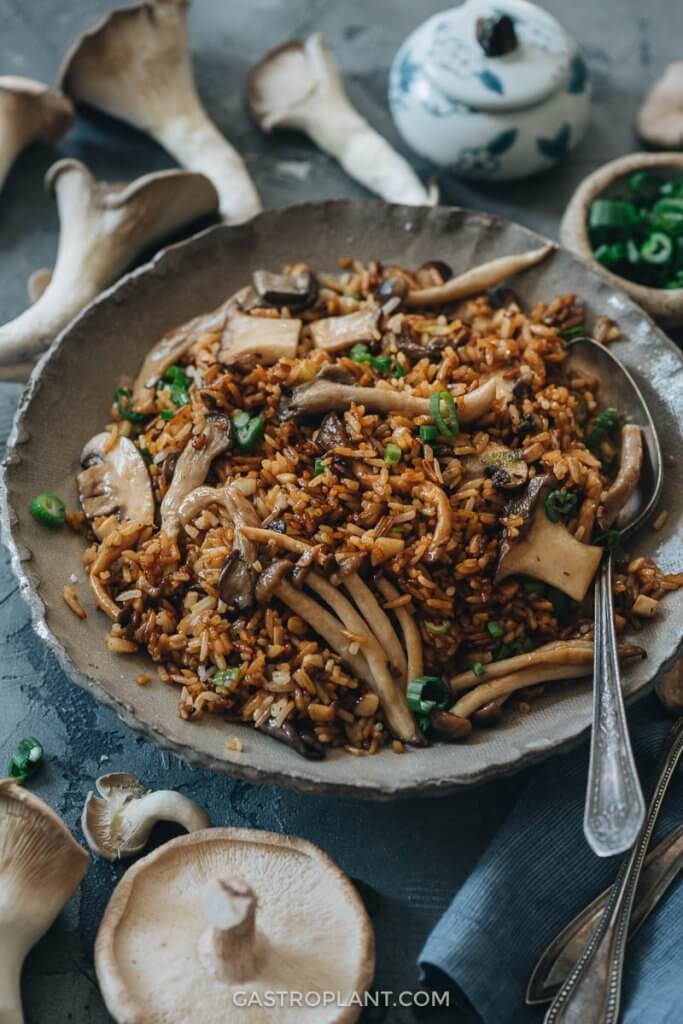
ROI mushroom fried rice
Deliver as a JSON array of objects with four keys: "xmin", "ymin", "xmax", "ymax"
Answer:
[{"xmin": 75, "ymin": 254, "xmax": 682, "ymax": 758}]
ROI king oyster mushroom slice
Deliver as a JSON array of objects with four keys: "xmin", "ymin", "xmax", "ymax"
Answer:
[
  {"xmin": 218, "ymin": 307, "xmax": 302, "ymax": 366},
  {"xmin": 161, "ymin": 414, "xmax": 234, "ymax": 538},
  {"xmin": 82, "ymin": 772, "xmax": 209, "ymax": 862},
  {"xmin": 404, "ymin": 243, "xmax": 556, "ymax": 307},
  {"xmin": 0, "ymin": 780, "xmax": 89, "ymax": 1024},
  {"xmin": 495, "ymin": 477, "xmax": 603, "ymax": 602},
  {"xmin": 0, "ymin": 77, "xmax": 74, "ymax": 194},
  {"xmin": 309, "ymin": 304, "xmax": 381, "ymax": 352},
  {"xmin": 95, "ymin": 829, "xmax": 374, "ymax": 1024},
  {"xmin": 78, "ymin": 433, "xmax": 154, "ymax": 531},
  {"xmin": 600, "ymin": 424, "xmax": 643, "ymax": 527},
  {"xmin": 282, "ymin": 363, "xmax": 497, "ymax": 423},
  {"xmin": 0, "ymin": 159, "xmax": 218, "ymax": 381},
  {"xmin": 248, "ymin": 33, "xmax": 436, "ymax": 206},
  {"xmin": 59, "ymin": 0, "xmax": 260, "ymax": 223},
  {"xmin": 637, "ymin": 62, "xmax": 683, "ymax": 149}
]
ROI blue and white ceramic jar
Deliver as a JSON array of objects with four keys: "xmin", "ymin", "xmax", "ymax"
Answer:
[{"xmin": 389, "ymin": 0, "xmax": 591, "ymax": 181}]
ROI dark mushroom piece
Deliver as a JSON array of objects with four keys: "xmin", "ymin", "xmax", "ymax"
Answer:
[
  {"xmin": 415, "ymin": 260, "xmax": 452, "ymax": 289},
  {"xmin": 255, "ymin": 559, "xmax": 294, "ymax": 604},
  {"xmin": 376, "ymin": 275, "xmax": 410, "ymax": 302},
  {"xmin": 253, "ymin": 269, "xmax": 318, "ymax": 311},
  {"xmin": 315, "ymin": 411, "xmax": 349, "ymax": 452},
  {"xmin": 257, "ymin": 717, "xmax": 326, "ymax": 760},
  {"xmin": 430, "ymin": 709, "xmax": 472, "ymax": 741},
  {"xmin": 218, "ymin": 551, "xmax": 256, "ymax": 611}
]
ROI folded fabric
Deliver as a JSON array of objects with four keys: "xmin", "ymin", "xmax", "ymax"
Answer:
[{"xmin": 419, "ymin": 694, "xmax": 683, "ymax": 1024}]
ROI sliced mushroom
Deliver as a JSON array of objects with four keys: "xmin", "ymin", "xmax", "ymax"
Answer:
[
  {"xmin": 0, "ymin": 159, "xmax": 218, "ymax": 380},
  {"xmin": 255, "ymin": 559, "xmax": 294, "ymax": 604},
  {"xmin": 495, "ymin": 478, "xmax": 603, "ymax": 602},
  {"xmin": 412, "ymin": 481, "xmax": 452, "ymax": 560},
  {"xmin": 404, "ymin": 243, "xmax": 556, "ymax": 307},
  {"xmin": 59, "ymin": 0, "xmax": 260, "ymax": 222},
  {"xmin": 451, "ymin": 643, "xmax": 644, "ymax": 719},
  {"xmin": 82, "ymin": 772, "xmax": 209, "ymax": 861},
  {"xmin": 450, "ymin": 639, "xmax": 596, "ymax": 693},
  {"xmin": 257, "ymin": 717, "xmax": 325, "ymax": 759},
  {"xmin": 309, "ymin": 305, "xmax": 380, "ymax": 352},
  {"xmin": 77, "ymin": 433, "xmax": 154, "ymax": 530},
  {"xmin": 218, "ymin": 551, "xmax": 256, "ymax": 612},
  {"xmin": 601, "ymin": 424, "xmax": 643, "ymax": 527},
  {"xmin": 430, "ymin": 709, "xmax": 472, "ymax": 741},
  {"xmin": 637, "ymin": 62, "xmax": 683, "ymax": 149},
  {"xmin": 342, "ymin": 574, "xmax": 407, "ymax": 681},
  {"xmin": 253, "ymin": 269, "xmax": 318, "ymax": 311},
  {"xmin": 88, "ymin": 521, "xmax": 145, "ymax": 621},
  {"xmin": 131, "ymin": 289, "xmax": 254, "ymax": 411},
  {"xmin": 283, "ymin": 367, "xmax": 497, "ymax": 424},
  {"xmin": 247, "ymin": 33, "xmax": 435, "ymax": 206},
  {"xmin": 161, "ymin": 415, "xmax": 233, "ymax": 538},
  {"xmin": 375, "ymin": 577, "xmax": 423, "ymax": 681},
  {"xmin": 218, "ymin": 308, "xmax": 301, "ymax": 366},
  {"xmin": 315, "ymin": 411, "xmax": 349, "ymax": 452},
  {"xmin": 0, "ymin": 77, "xmax": 74, "ymax": 194}
]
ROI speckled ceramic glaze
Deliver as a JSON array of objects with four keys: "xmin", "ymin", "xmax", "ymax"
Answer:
[
  {"xmin": 2, "ymin": 202, "xmax": 682, "ymax": 798},
  {"xmin": 389, "ymin": 0, "xmax": 591, "ymax": 180}
]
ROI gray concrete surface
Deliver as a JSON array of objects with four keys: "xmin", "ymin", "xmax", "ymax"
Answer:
[{"xmin": 0, "ymin": 1, "xmax": 680, "ymax": 1021}]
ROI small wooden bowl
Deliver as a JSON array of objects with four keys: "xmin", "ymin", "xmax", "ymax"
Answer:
[{"xmin": 561, "ymin": 152, "xmax": 683, "ymax": 327}]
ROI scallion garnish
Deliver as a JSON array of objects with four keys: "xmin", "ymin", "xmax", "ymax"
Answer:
[
  {"xmin": 429, "ymin": 390, "xmax": 460, "ymax": 437},
  {"xmin": 586, "ymin": 407, "xmax": 619, "ymax": 450},
  {"xmin": 115, "ymin": 386, "xmax": 145, "ymax": 423},
  {"xmin": 424, "ymin": 620, "xmax": 451, "ymax": 634},
  {"xmin": 233, "ymin": 412, "xmax": 264, "ymax": 452},
  {"xmin": 161, "ymin": 364, "xmax": 191, "ymax": 407},
  {"xmin": 313, "ymin": 458, "xmax": 325, "ymax": 476},
  {"xmin": 487, "ymin": 620, "xmax": 504, "ymax": 638},
  {"xmin": 350, "ymin": 343, "xmax": 403, "ymax": 377},
  {"xmin": 8, "ymin": 737, "xmax": 44, "ymax": 784},
  {"xmin": 544, "ymin": 489, "xmax": 579, "ymax": 523},
  {"xmin": 419, "ymin": 425, "xmax": 438, "ymax": 443},
  {"xmin": 472, "ymin": 662, "xmax": 486, "ymax": 678},
  {"xmin": 406, "ymin": 676, "xmax": 450, "ymax": 714},
  {"xmin": 29, "ymin": 493, "xmax": 65, "ymax": 529},
  {"xmin": 384, "ymin": 443, "xmax": 402, "ymax": 465},
  {"xmin": 559, "ymin": 324, "xmax": 585, "ymax": 339},
  {"xmin": 213, "ymin": 667, "xmax": 241, "ymax": 685},
  {"xmin": 160, "ymin": 409, "xmax": 175, "ymax": 421}
]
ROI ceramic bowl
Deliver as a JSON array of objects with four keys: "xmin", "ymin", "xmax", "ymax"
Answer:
[
  {"xmin": 389, "ymin": 0, "xmax": 591, "ymax": 181},
  {"xmin": 2, "ymin": 201, "xmax": 682, "ymax": 798},
  {"xmin": 560, "ymin": 152, "xmax": 683, "ymax": 328}
]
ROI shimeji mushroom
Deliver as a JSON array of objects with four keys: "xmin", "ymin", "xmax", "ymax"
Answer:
[
  {"xmin": 637, "ymin": 63, "xmax": 683, "ymax": 149},
  {"xmin": 59, "ymin": 0, "xmax": 261, "ymax": 223},
  {"xmin": 0, "ymin": 77, "xmax": 74, "ymax": 195},
  {"xmin": 248, "ymin": 33, "xmax": 435, "ymax": 206},
  {"xmin": 0, "ymin": 159, "xmax": 218, "ymax": 381},
  {"xmin": 0, "ymin": 779, "xmax": 89, "ymax": 1024},
  {"xmin": 95, "ymin": 828, "xmax": 374, "ymax": 1024},
  {"xmin": 82, "ymin": 772, "xmax": 209, "ymax": 862}
]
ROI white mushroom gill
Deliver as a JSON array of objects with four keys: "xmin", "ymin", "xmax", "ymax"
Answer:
[
  {"xmin": 248, "ymin": 34, "xmax": 436, "ymax": 206},
  {"xmin": 59, "ymin": 0, "xmax": 261, "ymax": 223},
  {"xmin": 0, "ymin": 77, "xmax": 74, "ymax": 195},
  {"xmin": 0, "ymin": 159, "xmax": 218, "ymax": 381}
]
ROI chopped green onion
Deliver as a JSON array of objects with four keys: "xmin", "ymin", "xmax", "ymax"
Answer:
[
  {"xmin": 161, "ymin": 364, "xmax": 191, "ymax": 407},
  {"xmin": 472, "ymin": 662, "xmax": 486, "ymax": 678},
  {"xmin": 629, "ymin": 171, "xmax": 659, "ymax": 201},
  {"xmin": 349, "ymin": 343, "xmax": 372, "ymax": 363},
  {"xmin": 523, "ymin": 581, "xmax": 546, "ymax": 595},
  {"xmin": 586, "ymin": 407, "xmax": 619, "ymax": 450},
  {"xmin": 160, "ymin": 409, "xmax": 175, "ymax": 421},
  {"xmin": 424, "ymin": 620, "xmax": 451, "ymax": 635},
  {"xmin": 406, "ymin": 676, "xmax": 450, "ymax": 714},
  {"xmin": 233, "ymin": 414, "xmax": 264, "ymax": 452},
  {"xmin": 213, "ymin": 667, "xmax": 241, "ymax": 685},
  {"xmin": 494, "ymin": 644, "xmax": 512, "ymax": 661},
  {"xmin": 544, "ymin": 489, "xmax": 579, "ymax": 523},
  {"xmin": 313, "ymin": 458, "xmax": 325, "ymax": 476},
  {"xmin": 487, "ymin": 620, "xmax": 504, "ymax": 638},
  {"xmin": 29, "ymin": 493, "xmax": 65, "ymax": 529},
  {"xmin": 349, "ymin": 343, "xmax": 402, "ymax": 377},
  {"xmin": 594, "ymin": 242, "xmax": 626, "ymax": 268},
  {"xmin": 589, "ymin": 199, "xmax": 638, "ymax": 236},
  {"xmin": 418, "ymin": 714, "xmax": 432, "ymax": 735},
  {"xmin": 559, "ymin": 324, "xmax": 585, "ymax": 339},
  {"xmin": 641, "ymin": 231, "xmax": 673, "ymax": 265},
  {"xmin": 139, "ymin": 446, "xmax": 153, "ymax": 465},
  {"xmin": 232, "ymin": 410, "xmax": 251, "ymax": 429},
  {"xmin": 8, "ymin": 737, "xmax": 44, "ymax": 784},
  {"xmin": 429, "ymin": 390, "xmax": 460, "ymax": 438},
  {"xmin": 594, "ymin": 528, "xmax": 622, "ymax": 552},
  {"xmin": 419, "ymin": 425, "xmax": 438, "ymax": 443},
  {"xmin": 115, "ymin": 386, "xmax": 145, "ymax": 423},
  {"xmin": 384, "ymin": 443, "xmax": 402, "ymax": 465},
  {"xmin": 546, "ymin": 585, "xmax": 570, "ymax": 618}
]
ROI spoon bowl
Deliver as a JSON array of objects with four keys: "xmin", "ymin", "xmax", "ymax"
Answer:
[{"xmin": 565, "ymin": 336, "xmax": 663, "ymax": 538}]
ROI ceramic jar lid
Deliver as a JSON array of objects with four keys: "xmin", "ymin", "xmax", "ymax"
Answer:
[{"xmin": 419, "ymin": 0, "xmax": 574, "ymax": 113}]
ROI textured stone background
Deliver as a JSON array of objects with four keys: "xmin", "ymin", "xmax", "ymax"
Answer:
[{"xmin": 0, "ymin": 1, "xmax": 680, "ymax": 1021}]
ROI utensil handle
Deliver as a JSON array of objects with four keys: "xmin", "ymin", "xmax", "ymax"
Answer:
[
  {"xmin": 584, "ymin": 554, "xmax": 646, "ymax": 857},
  {"xmin": 544, "ymin": 718, "xmax": 683, "ymax": 1024}
]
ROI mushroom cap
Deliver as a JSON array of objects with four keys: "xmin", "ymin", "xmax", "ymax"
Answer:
[
  {"xmin": 637, "ymin": 62, "xmax": 683, "ymax": 150},
  {"xmin": 0, "ymin": 76, "xmax": 74, "ymax": 145},
  {"xmin": 78, "ymin": 432, "xmax": 155, "ymax": 526},
  {"xmin": 95, "ymin": 828, "xmax": 374, "ymax": 1024},
  {"xmin": 0, "ymin": 779, "xmax": 89, "ymax": 944}
]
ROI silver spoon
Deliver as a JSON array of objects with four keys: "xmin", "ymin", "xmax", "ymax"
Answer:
[{"xmin": 565, "ymin": 338, "xmax": 663, "ymax": 858}]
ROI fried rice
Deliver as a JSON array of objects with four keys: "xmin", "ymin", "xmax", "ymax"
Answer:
[{"xmin": 74, "ymin": 255, "xmax": 683, "ymax": 758}]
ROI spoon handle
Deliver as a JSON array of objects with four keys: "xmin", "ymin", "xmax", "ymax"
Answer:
[
  {"xmin": 544, "ymin": 718, "xmax": 683, "ymax": 1024},
  {"xmin": 584, "ymin": 553, "xmax": 646, "ymax": 857}
]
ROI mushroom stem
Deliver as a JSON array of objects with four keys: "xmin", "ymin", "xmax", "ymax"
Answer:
[
  {"xmin": 198, "ymin": 877, "xmax": 261, "ymax": 983},
  {"xmin": 0, "ymin": 936, "xmax": 23, "ymax": 1024},
  {"xmin": 404, "ymin": 243, "xmax": 556, "ymax": 307},
  {"xmin": 0, "ymin": 159, "xmax": 218, "ymax": 378}
]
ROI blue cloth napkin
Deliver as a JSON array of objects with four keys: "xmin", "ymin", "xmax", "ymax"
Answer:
[{"xmin": 419, "ymin": 695, "xmax": 683, "ymax": 1024}]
